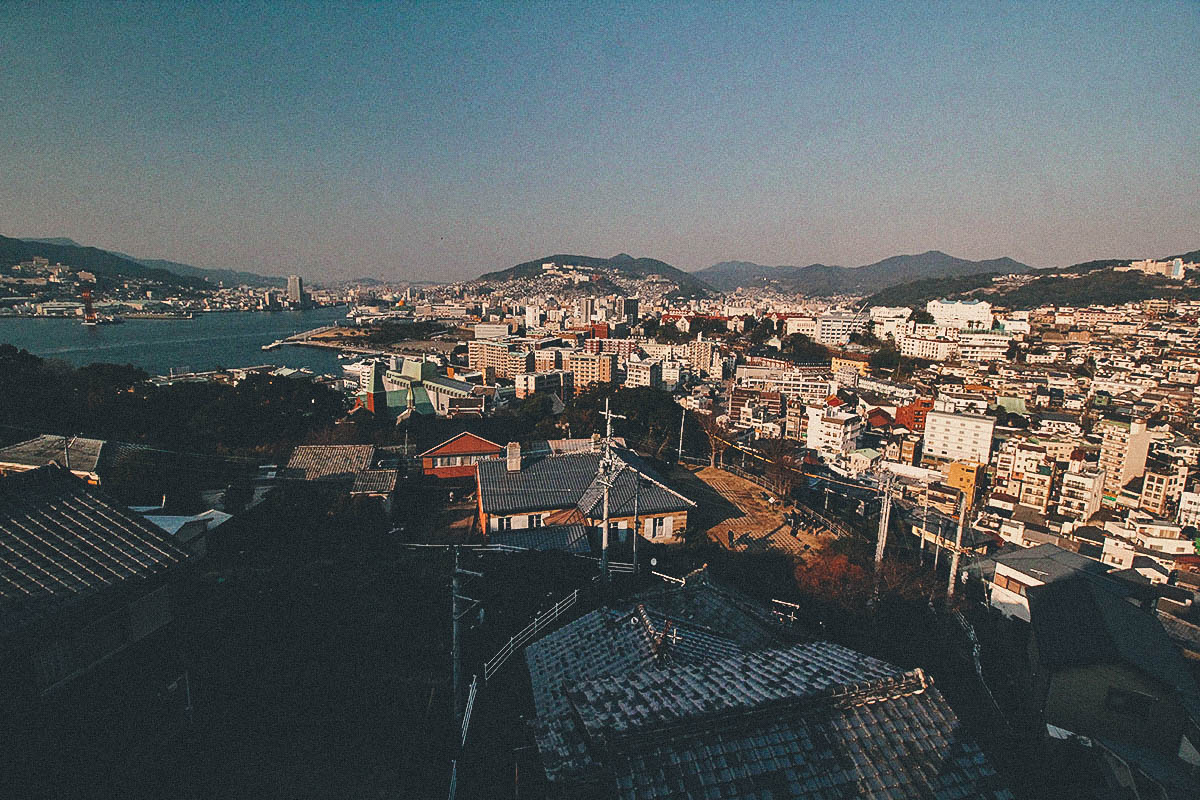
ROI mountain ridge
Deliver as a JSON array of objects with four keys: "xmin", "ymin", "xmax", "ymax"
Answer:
[
  {"xmin": 18, "ymin": 237, "xmax": 284, "ymax": 288},
  {"xmin": 694, "ymin": 250, "xmax": 1034, "ymax": 295},
  {"xmin": 1, "ymin": 234, "xmax": 207, "ymax": 289}
]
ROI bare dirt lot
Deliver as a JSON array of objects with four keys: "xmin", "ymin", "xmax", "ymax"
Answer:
[{"xmin": 669, "ymin": 466, "xmax": 833, "ymax": 559}]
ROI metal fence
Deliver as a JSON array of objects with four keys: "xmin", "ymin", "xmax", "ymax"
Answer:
[{"xmin": 482, "ymin": 589, "xmax": 579, "ymax": 681}]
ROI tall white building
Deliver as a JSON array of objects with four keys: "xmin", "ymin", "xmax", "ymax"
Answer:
[
  {"xmin": 287, "ymin": 274, "xmax": 304, "ymax": 304},
  {"xmin": 956, "ymin": 331, "xmax": 1010, "ymax": 362},
  {"xmin": 805, "ymin": 404, "xmax": 863, "ymax": 456},
  {"xmin": 815, "ymin": 312, "xmax": 868, "ymax": 346},
  {"xmin": 1097, "ymin": 416, "xmax": 1151, "ymax": 501},
  {"xmin": 922, "ymin": 411, "xmax": 995, "ymax": 465},
  {"xmin": 926, "ymin": 299, "xmax": 992, "ymax": 330},
  {"xmin": 1058, "ymin": 468, "xmax": 1106, "ymax": 522}
]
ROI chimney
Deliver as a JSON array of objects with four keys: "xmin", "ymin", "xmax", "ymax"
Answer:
[
  {"xmin": 591, "ymin": 433, "xmax": 601, "ymax": 453},
  {"xmin": 506, "ymin": 442, "xmax": 521, "ymax": 472}
]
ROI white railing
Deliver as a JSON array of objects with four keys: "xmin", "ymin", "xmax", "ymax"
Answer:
[
  {"xmin": 447, "ymin": 760, "xmax": 457, "ymax": 800},
  {"xmin": 482, "ymin": 589, "xmax": 579, "ymax": 681},
  {"xmin": 651, "ymin": 570, "xmax": 685, "ymax": 585}
]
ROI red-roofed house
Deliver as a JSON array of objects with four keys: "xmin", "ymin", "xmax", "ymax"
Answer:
[{"xmin": 420, "ymin": 432, "xmax": 503, "ymax": 479}]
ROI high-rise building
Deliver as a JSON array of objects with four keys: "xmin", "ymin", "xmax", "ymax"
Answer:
[
  {"xmin": 616, "ymin": 296, "xmax": 639, "ymax": 324},
  {"xmin": 1097, "ymin": 416, "xmax": 1151, "ymax": 502},
  {"xmin": 576, "ymin": 297, "xmax": 596, "ymax": 324},
  {"xmin": 287, "ymin": 275, "xmax": 304, "ymax": 304}
]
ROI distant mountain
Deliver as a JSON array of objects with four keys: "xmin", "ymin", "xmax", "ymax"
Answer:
[
  {"xmin": 478, "ymin": 253, "xmax": 714, "ymax": 296},
  {"xmin": 1, "ymin": 234, "xmax": 207, "ymax": 288},
  {"xmin": 19, "ymin": 237, "xmax": 284, "ymax": 288},
  {"xmin": 695, "ymin": 250, "xmax": 1033, "ymax": 295}
]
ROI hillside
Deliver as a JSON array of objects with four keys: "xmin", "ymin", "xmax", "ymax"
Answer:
[
  {"xmin": 864, "ymin": 253, "xmax": 1200, "ymax": 310},
  {"xmin": 695, "ymin": 250, "xmax": 1032, "ymax": 295},
  {"xmin": 478, "ymin": 253, "xmax": 714, "ymax": 296},
  {"xmin": 1, "ymin": 234, "xmax": 207, "ymax": 288},
  {"xmin": 20, "ymin": 237, "xmax": 283, "ymax": 287}
]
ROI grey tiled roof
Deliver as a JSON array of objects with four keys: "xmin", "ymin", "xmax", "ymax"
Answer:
[
  {"xmin": 628, "ymin": 568, "xmax": 783, "ymax": 650},
  {"xmin": 0, "ymin": 434, "xmax": 106, "ymax": 474},
  {"xmin": 477, "ymin": 448, "xmax": 694, "ymax": 518},
  {"xmin": 351, "ymin": 469, "xmax": 399, "ymax": 494},
  {"xmin": 490, "ymin": 524, "xmax": 592, "ymax": 554},
  {"xmin": 284, "ymin": 445, "xmax": 376, "ymax": 481},
  {"xmin": 525, "ymin": 580, "xmax": 1013, "ymax": 799},
  {"xmin": 0, "ymin": 465, "xmax": 187, "ymax": 609}
]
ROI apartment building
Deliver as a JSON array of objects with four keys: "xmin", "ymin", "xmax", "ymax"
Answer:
[
  {"xmin": 1058, "ymin": 467, "xmax": 1105, "ymax": 522},
  {"xmin": 900, "ymin": 335, "xmax": 955, "ymax": 362},
  {"xmin": 922, "ymin": 411, "xmax": 995, "ymax": 466},
  {"xmin": 957, "ymin": 331, "xmax": 1011, "ymax": 362},
  {"xmin": 566, "ymin": 351, "xmax": 616, "ymax": 390},
  {"xmin": 624, "ymin": 359, "xmax": 662, "ymax": 390},
  {"xmin": 467, "ymin": 337, "xmax": 533, "ymax": 379},
  {"xmin": 1096, "ymin": 416, "xmax": 1151, "ymax": 502},
  {"xmin": 515, "ymin": 369, "xmax": 574, "ymax": 400},
  {"xmin": 1138, "ymin": 453, "xmax": 1189, "ymax": 517},
  {"xmin": 805, "ymin": 404, "xmax": 863, "ymax": 456}
]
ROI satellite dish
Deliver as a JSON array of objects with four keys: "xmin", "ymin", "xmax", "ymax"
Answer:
[{"xmin": 650, "ymin": 557, "xmax": 658, "ymax": 567}]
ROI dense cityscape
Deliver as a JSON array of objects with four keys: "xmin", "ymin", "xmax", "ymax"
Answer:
[{"xmin": 2, "ymin": 3, "xmax": 1198, "ymax": 800}]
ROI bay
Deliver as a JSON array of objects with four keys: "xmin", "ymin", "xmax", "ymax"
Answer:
[{"xmin": 0, "ymin": 307, "xmax": 352, "ymax": 375}]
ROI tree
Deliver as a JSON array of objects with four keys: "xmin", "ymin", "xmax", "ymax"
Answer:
[
  {"xmin": 911, "ymin": 309, "xmax": 935, "ymax": 324},
  {"xmin": 869, "ymin": 343, "xmax": 901, "ymax": 373},
  {"xmin": 746, "ymin": 318, "xmax": 774, "ymax": 345},
  {"xmin": 696, "ymin": 412, "xmax": 727, "ymax": 468},
  {"xmin": 781, "ymin": 333, "xmax": 830, "ymax": 363}
]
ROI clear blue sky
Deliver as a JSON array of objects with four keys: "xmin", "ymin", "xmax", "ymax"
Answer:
[{"xmin": 2, "ymin": 1, "xmax": 1197, "ymax": 281}]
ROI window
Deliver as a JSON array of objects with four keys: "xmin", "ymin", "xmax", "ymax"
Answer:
[
  {"xmin": 530, "ymin": 515, "xmax": 543, "ymax": 528},
  {"xmin": 992, "ymin": 573, "xmax": 1028, "ymax": 596},
  {"xmin": 497, "ymin": 516, "xmax": 512, "ymax": 531}
]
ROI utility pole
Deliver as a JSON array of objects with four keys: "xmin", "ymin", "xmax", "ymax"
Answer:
[
  {"xmin": 451, "ymin": 547, "xmax": 462, "ymax": 726},
  {"xmin": 62, "ymin": 435, "xmax": 71, "ymax": 472},
  {"xmin": 677, "ymin": 408, "xmax": 686, "ymax": 463},
  {"xmin": 947, "ymin": 492, "xmax": 968, "ymax": 601},
  {"xmin": 874, "ymin": 472, "xmax": 894, "ymax": 568},
  {"xmin": 632, "ymin": 473, "xmax": 640, "ymax": 575},
  {"xmin": 450, "ymin": 547, "xmax": 482, "ymax": 726},
  {"xmin": 599, "ymin": 399, "xmax": 626, "ymax": 592}
]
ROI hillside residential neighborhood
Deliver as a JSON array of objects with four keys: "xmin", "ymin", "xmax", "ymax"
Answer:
[
  {"xmin": 5, "ymin": 249, "xmax": 1200, "ymax": 798},
  {"xmin": 3, "ymin": 4, "xmax": 1198, "ymax": 797}
]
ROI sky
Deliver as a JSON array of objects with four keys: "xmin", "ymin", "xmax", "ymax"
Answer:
[{"xmin": 1, "ymin": 2, "xmax": 1197, "ymax": 282}]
